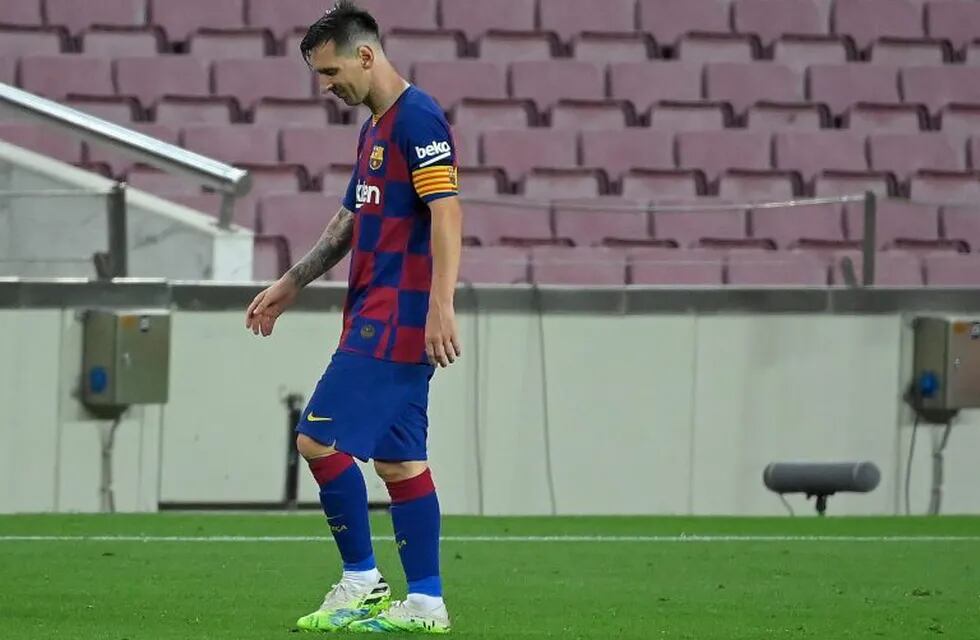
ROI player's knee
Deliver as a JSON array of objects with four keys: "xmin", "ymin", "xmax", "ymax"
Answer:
[
  {"xmin": 373, "ymin": 460, "xmax": 428, "ymax": 484},
  {"xmin": 296, "ymin": 434, "xmax": 337, "ymax": 461}
]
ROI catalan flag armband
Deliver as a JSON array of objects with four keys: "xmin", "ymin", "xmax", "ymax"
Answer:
[{"xmin": 412, "ymin": 164, "xmax": 459, "ymax": 202}]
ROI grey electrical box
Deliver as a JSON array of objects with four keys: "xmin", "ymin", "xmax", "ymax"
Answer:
[
  {"xmin": 82, "ymin": 309, "xmax": 171, "ymax": 407},
  {"xmin": 912, "ymin": 316, "xmax": 980, "ymax": 410}
]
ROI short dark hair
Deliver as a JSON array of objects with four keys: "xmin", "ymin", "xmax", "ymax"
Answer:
[{"xmin": 299, "ymin": 0, "xmax": 381, "ymax": 63}]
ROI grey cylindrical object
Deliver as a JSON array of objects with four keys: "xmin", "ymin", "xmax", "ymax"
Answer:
[{"xmin": 763, "ymin": 462, "xmax": 880, "ymax": 494}]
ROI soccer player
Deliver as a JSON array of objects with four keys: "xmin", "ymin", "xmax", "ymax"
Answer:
[{"xmin": 244, "ymin": 1, "xmax": 462, "ymax": 633}]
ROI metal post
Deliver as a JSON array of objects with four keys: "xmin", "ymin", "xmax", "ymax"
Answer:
[
  {"xmin": 106, "ymin": 182, "xmax": 128, "ymax": 278},
  {"xmin": 218, "ymin": 193, "xmax": 235, "ymax": 230},
  {"xmin": 861, "ymin": 190, "xmax": 876, "ymax": 287},
  {"xmin": 284, "ymin": 393, "xmax": 305, "ymax": 510}
]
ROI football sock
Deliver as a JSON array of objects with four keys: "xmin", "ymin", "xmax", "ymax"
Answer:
[
  {"xmin": 386, "ymin": 468, "xmax": 443, "ymax": 599},
  {"xmin": 309, "ymin": 453, "xmax": 376, "ymax": 573}
]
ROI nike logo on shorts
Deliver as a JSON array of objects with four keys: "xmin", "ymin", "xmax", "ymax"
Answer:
[{"xmin": 307, "ymin": 413, "xmax": 333, "ymax": 422}]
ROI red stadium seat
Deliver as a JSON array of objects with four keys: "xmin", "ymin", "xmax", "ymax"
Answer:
[
  {"xmin": 553, "ymin": 198, "xmax": 651, "ymax": 246},
  {"xmin": 253, "ymin": 98, "xmax": 336, "ymax": 127},
  {"xmin": 704, "ymin": 62, "xmax": 804, "ymax": 114},
  {"xmin": 745, "ymin": 102, "xmax": 829, "ymax": 132},
  {"xmin": 773, "ymin": 131, "xmax": 868, "ymax": 180},
  {"xmin": 727, "ymin": 251, "xmax": 830, "ymax": 285},
  {"xmin": 384, "ymin": 30, "xmax": 465, "ymax": 67},
  {"xmin": 531, "ymin": 246, "xmax": 627, "ymax": 285},
  {"xmin": 19, "ymin": 56, "xmax": 113, "ymax": 101},
  {"xmin": 772, "ymin": 35, "xmax": 852, "ymax": 73},
  {"xmin": 868, "ymin": 37, "xmax": 949, "ymax": 66},
  {"xmin": 46, "ymin": 0, "xmax": 146, "ymax": 34},
  {"xmin": 80, "ymin": 26, "xmax": 163, "ymax": 56},
  {"xmin": 357, "ymin": 0, "xmax": 437, "ymax": 32},
  {"xmin": 478, "ymin": 31, "xmax": 559, "ymax": 64},
  {"xmin": 868, "ymin": 133, "xmax": 964, "ymax": 178},
  {"xmin": 654, "ymin": 203, "xmax": 749, "ymax": 248},
  {"xmin": 155, "ymin": 96, "xmax": 238, "ymax": 125},
  {"xmin": 0, "ymin": 0, "xmax": 43, "ymax": 26},
  {"xmin": 482, "ymin": 129, "xmax": 578, "ymax": 183},
  {"xmin": 630, "ymin": 248, "xmax": 725, "ymax": 285},
  {"xmin": 522, "ymin": 169, "xmax": 607, "ymax": 200},
  {"xmin": 676, "ymin": 33, "xmax": 760, "ymax": 64},
  {"xmin": 247, "ymin": 0, "xmax": 325, "ymax": 39},
  {"xmin": 510, "ymin": 61, "xmax": 605, "ymax": 112},
  {"xmin": 116, "ymin": 56, "xmax": 210, "ymax": 108},
  {"xmin": 845, "ymin": 199, "xmax": 939, "ymax": 247},
  {"xmin": 638, "ymin": 0, "xmax": 730, "ymax": 46},
  {"xmin": 910, "ymin": 170, "xmax": 980, "ymax": 204},
  {"xmin": 64, "ymin": 95, "xmax": 140, "ymax": 124},
  {"xmin": 180, "ymin": 124, "xmax": 279, "ymax": 165},
  {"xmin": 259, "ymin": 193, "xmax": 337, "ymax": 264},
  {"xmin": 439, "ymin": 0, "xmax": 536, "ymax": 41},
  {"xmin": 572, "ymin": 33, "xmax": 654, "ymax": 64},
  {"xmin": 901, "ymin": 66, "xmax": 980, "ymax": 114},
  {"xmin": 923, "ymin": 253, "xmax": 980, "ymax": 286},
  {"xmin": 622, "ymin": 169, "xmax": 707, "ymax": 200},
  {"xmin": 831, "ymin": 250, "xmax": 923, "ymax": 286},
  {"xmin": 413, "ymin": 61, "xmax": 507, "ymax": 109},
  {"xmin": 718, "ymin": 170, "xmax": 802, "ymax": 201},
  {"xmin": 733, "ymin": 0, "xmax": 827, "ymax": 45},
  {"xmin": 926, "ymin": 0, "xmax": 980, "ymax": 51},
  {"xmin": 187, "ymin": 29, "xmax": 271, "ymax": 62},
  {"xmin": 843, "ymin": 103, "xmax": 926, "ymax": 133},
  {"xmin": 676, "ymin": 131, "xmax": 772, "ymax": 181},
  {"xmin": 454, "ymin": 99, "xmax": 536, "ymax": 130},
  {"xmin": 281, "ymin": 125, "xmax": 361, "ymax": 176},
  {"xmin": 752, "ymin": 203, "xmax": 845, "ymax": 248},
  {"xmin": 649, "ymin": 101, "xmax": 733, "ymax": 131},
  {"xmin": 0, "ymin": 123, "xmax": 83, "ymax": 165},
  {"xmin": 213, "ymin": 58, "xmax": 314, "ymax": 110},
  {"xmin": 609, "ymin": 62, "xmax": 704, "ymax": 113},
  {"xmin": 941, "ymin": 205, "xmax": 980, "ymax": 251},
  {"xmin": 832, "ymin": 0, "xmax": 922, "ymax": 50},
  {"xmin": 148, "ymin": 0, "xmax": 245, "ymax": 43},
  {"xmin": 0, "ymin": 27, "xmax": 65, "ymax": 57},
  {"xmin": 463, "ymin": 198, "xmax": 553, "ymax": 246},
  {"xmin": 580, "ymin": 130, "xmax": 676, "ymax": 179},
  {"xmin": 550, "ymin": 100, "xmax": 634, "ymax": 130},
  {"xmin": 458, "ymin": 246, "xmax": 530, "ymax": 284},
  {"xmin": 539, "ymin": 0, "xmax": 637, "ymax": 41}
]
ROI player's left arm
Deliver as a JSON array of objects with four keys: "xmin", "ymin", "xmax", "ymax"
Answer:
[{"xmin": 427, "ymin": 195, "xmax": 462, "ymax": 368}]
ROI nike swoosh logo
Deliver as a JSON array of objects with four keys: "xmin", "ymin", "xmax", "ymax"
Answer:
[{"xmin": 307, "ymin": 413, "xmax": 333, "ymax": 422}]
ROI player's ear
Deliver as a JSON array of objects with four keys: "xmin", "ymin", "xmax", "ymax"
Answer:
[{"xmin": 357, "ymin": 44, "xmax": 375, "ymax": 69}]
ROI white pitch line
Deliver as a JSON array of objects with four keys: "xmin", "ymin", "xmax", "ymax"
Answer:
[{"xmin": 0, "ymin": 534, "xmax": 979, "ymax": 543}]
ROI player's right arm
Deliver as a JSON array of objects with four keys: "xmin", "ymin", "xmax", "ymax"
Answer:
[{"xmin": 245, "ymin": 206, "xmax": 354, "ymax": 337}]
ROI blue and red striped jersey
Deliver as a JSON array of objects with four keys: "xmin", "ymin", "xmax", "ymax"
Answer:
[{"xmin": 338, "ymin": 85, "xmax": 459, "ymax": 364}]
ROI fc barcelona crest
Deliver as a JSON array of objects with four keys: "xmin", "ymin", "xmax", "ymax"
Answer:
[{"xmin": 369, "ymin": 144, "xmax": 385, "ymax": 171}]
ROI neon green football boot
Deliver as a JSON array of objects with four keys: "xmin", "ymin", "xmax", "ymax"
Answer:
[
  {"xmin": 295, "ymin": 576, "xmax": 391, "ymax": 632},
  {"xmin": 348, "ymin": 599, "xmax": 451, "ymax": 634}
]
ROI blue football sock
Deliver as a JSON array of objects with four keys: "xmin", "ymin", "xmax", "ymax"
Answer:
[
  {"xmin": 310, "ymin": 453, "xmax": 376, "ymax": 572},
  {"xmin": 386, "ymin": 468, "xmax": 442, "ymax": 597}
]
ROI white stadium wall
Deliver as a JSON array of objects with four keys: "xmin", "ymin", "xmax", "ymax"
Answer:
[{"xmin": 3, "ymin": 285, "xmax": 980, "ymax": 516}]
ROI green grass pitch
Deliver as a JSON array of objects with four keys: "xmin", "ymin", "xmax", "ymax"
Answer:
[{"xmin": 1, "ymin": 514, "xmax": 978, "ymax": 639}]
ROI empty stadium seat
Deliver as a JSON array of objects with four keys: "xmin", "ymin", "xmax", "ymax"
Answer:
[
  {"xmin": 510, "ymin": 61, "xmax": 605, "ymax": 111},
  {"xmin": 654, "ymin": 203, "xmax": 749, "ymax": 248},
  {"xmin": 64, "ymin": 95, "xmax": 140, "ymax": 124},
  {"xmin": 745, "ymin": 102, "xmax": 829, "ymax": 131},
  {"xmin": 868, "ymin": 37, "xmax": 949, "ymax": 66},
  {"xmin": 478, "ymin": 31, "xmax": 559, "ymax": 63},
  {"xmin": 550, "ymin": 100, "xmax": 634, "ymax": 130},
  {"xmin": 0, "ymin": 27, "xmax": 66, "ymax": 57},
  {"xmin": 413, "ymin": 61, "xmax": 507, "ymax": 109},
  {"xmin": 384, "ymin": 29, "xmax": 465, "ymax": 67},
  {"xmin": 247, "ymin": 0, "xmax": 324, "ymax": 39},
  {"xmin": 813, "ymin": 170, "xmax": 895, "ymax": 197},
  {"xmin": 0, "ymin": 0, "xmax": 43, "ymax": 26},
  {"xmin": 807, "ymin": 64, "xmax": 900, "ymax": 117},
  {"xmin": 458, "ymin": 246, "xmax": 530, "ymax": 284},
  {"xmin": 727, "ymin": 251, "xmax": 830, "ymax": 285},
  {"xmin": 718, "ymin": 170, "xmax": 802, "ymax": 201},
  {"xmin": 253, "ymin": 98, "xmax": 335, "ymax": 127},
  {"xmin": 832, "ymin": 250, "xmax": 924, "ymax": 286},
  {"xmin": 482, "ymin": 129, "xmax": 578, "ymax": 183},
  {"xmin": 772, "ymin": 35, "xmax": 853, "ymax": 72},
  {"xmin": 188, "ymin": 29, "xmax": 271, "ymax": 62},
  {"xmin": 649, "ymin": 101, "xmax": 732, "ymax": 130},
  {"xmin": 148, "ymin": 0, "xmax": 246, "ymax": 43},
  {"xmin": 80, "ymin": 26, "xmax": 163, "ymax": 56},
  {"xmin": 926, "ymin": 0, "xmax": 980, "ymax": 51},
  {"xmin": 213, "ymin": 58, "xmax": 314, "ymax": 110},
  {"xmin": 773, "ymin": 131, "xmax": 868, "ymax": 180},
  {"xmin": 539, "ymin": 0, "xmax": 636, "ymax": 41},
  {"xmin": 941, "ymin": 206, "xmax": 980, "ymax": 251},
  {"xmin": 553, "ymin": 198, "xmax": 651, "ymax": 246},
  {"xmin": 677, "ymin": 33, "xmax": 760, "ymax": 64},
  {"xmin": 629, "ymin": 248, "xmax": 725, "ymax": 285},
  {"xmin": 622, "ymin": 169, "xmax": 707, "ymax": 200},
  {"xmin": 281, "ymin": 125, "xmax": 361, "ymax": 176},
  {"xmin": 751, "ymin": 203, "xmax": 845, "ymax": 248},
  {"xmin": 832, "ymin": 0, "xmax": 922, "ymax": 50},
  {"xmin": 923, "ymin": 253, "xmax": 980, "ymax": 286},
  {"xmin": 845, "ymin": 199, "xmax": 939, "ymax": 247},
  {"xmin": 448, "ymin": 125, "xmax": 481, "ymax": 168},
  {"xmin": 572, "ymin": 33, "xmax": 654, "ymax": 63},
  {"xmin": 439, "ymin": 0, "xmax": 536, "ymax": 41},
  {"xmin": 0, "ymin": 59, "xmax": 15, "ymax": 85},
  {"xmin": 46, "ymin": 0, "xmax": 146, "ymax": 35},
  {"xmin": 87, "ymin": 124, "xmax": 179, "ymax": 174},
  {"xmin": 153, "ymin": 96, "xmax": 237, "ymax": 124},
  {"xmin": 733, "ymin": 0, "xmax": 827, "ymax": 44},
  {"xmin": 581, "ymin": 130, "xmax": 676, "ymax": 179},
  {"xmin": 317, "ymin": 164, "xmax": 355, "ymax": 193},
  {"xmin": 843, "ymin": 103, "xmax": 926, "ymax": 133},
  {"xmin": 116, "ymin": 56, "xmax": 210, "ymax": 108},
  {"xmin": 358, "ymin": 0, "xmax": 437, "ymax": 31},
  {"xmin": 453, "ymin": 99, "xmax": 536, "ymax": 130},
  {"xmin": 638, "ymin": 0, "xmax": 730, "ymax": 46},
  {"xmin": 609, "ymin": 62, "xmax": 704, "ymax": 111},
  {"xmin": 677, "ymin": 131, "xmax": 772, "ymax": 181},
  {"xmin": 253, "ymin": 234, "xmax": 289, "ymax": 280},
  {"xmin": 868, "ymin": 133, "xmax": 964, "ymax": 178},
  {"xmin": 19, "ymin": 56, "xmax": 113, "ymax": 101},
  {"xmin": 522, "ymin": 169, "xmax": 607, "ymax": 200},
  {"xmin": 0, "ymin": 123, "xmax": 83, "ymax": 165},
  {"xmin": 181, "ymin": 124, "xmax": 279, "ymax": 165},
  {"xmin": 909, "ymin": 170, "xmax": 980, "ymax": 204},
  {"xmin": 901, "ymin": 66, "xmax": 980, "ymax": 114},
  {"xmin": 463, "ymin": 198, "xmax": 553, "ymax": 246},
  {"xmin": 705, "ymin": 63, "xmax": 804, "ymax": 114},
  {"xmin": 259, "ymin": 193, "xmax": 337, "ymax": 265},
  {"xmin": 531, "ymin": 246, "xmax": 627, "ymax": 285}
]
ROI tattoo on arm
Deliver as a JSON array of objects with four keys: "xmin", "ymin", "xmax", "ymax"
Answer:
[{"xmin": 286, "ymin": 207, "xmax": 354, "ymax": 288}]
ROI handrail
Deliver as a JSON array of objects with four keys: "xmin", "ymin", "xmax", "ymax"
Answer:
[{"xmin": 0, "ymin": 82, "xmax": 251, "ymax": 228}]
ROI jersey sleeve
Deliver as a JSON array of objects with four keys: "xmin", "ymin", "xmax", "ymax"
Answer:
[{"xmin": 403, "ymin": 110, "xmax": 460, "ymax": 204}]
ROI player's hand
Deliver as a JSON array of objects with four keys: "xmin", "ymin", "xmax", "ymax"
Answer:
[
  {"xmin": 245, "ymin": 276, "xmax": 300, "ymax": 337},
  {"xmin": 425, "ymin": 300, "xmax": 461, "ymax": 367}
]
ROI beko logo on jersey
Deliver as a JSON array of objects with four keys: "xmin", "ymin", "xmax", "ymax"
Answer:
[
  {"xmin": 415, "ymin": 140, "xmax": 452, "ymax": 166},
  {"xmin": 356, "ymin": 181, "xmax": 380, "ymax": 208}
]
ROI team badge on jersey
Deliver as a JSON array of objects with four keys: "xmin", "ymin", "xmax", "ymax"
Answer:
[{"xmin": 369, "ymin": 144, "xmax": 385, "ymax": 171}]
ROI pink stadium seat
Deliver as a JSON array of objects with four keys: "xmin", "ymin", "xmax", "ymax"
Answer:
[
  {"xmin": 831, "ymin": 251, "xmax": 924, "ymax": 286},
  {"xmin": 154, "ymin": 96, "xmax": 238, "ymax": 125},
  {"xmin": 458, "ymin": 168, "xmax": 508, "ymax": 197},
  {"xmin": 581, "ymin": 130, "xmax": 676, "ymax": 179},
  {"xmin": 926, "ymin": 1, "xmax": 980, "ymax": 51},
  {"xmin": 939, "ymin": 107, "xmax": 980, "ymax": 157},
  {"xmin": 630, "ymin": 249, "xmax": 725, "ymax": 285},
  {"xmin": 384, "ymin": 30, "xmax": 465, "ymax": 67},
  {"xmin": 247, "ymin": 0, "xmax": 325, "ymax": 39},
  {"xmin": 482, "ymin": 129, "xmax": 578, "ymax": 183},
  {"xmin": 318, "ymin": 164, "xmax": 355, "ymax": 193},
  {"xmin": 970, "ymin": 136, "xmax": 980, "ymax": 171},
  {"xmin": 733, "ymin": 0, "xmax": 827, "ymax": 44},
  {"xmin": 439, "ymin": 0, "xmax": 536, "ymax": 41},
  {"xmin": 281, "ymin": 125, "xmax": 361, "ymax": 176},
  {"xmin": 773, "ymin": 131, "xmax": 868, "ymax": 180},
  {"xmin": 253, "ymin": 98, "xmax": 335, "ymax": 127},
  {"xmin": 676, "ymin": 131, "xmax": 772, "ymax": 181},
  {"xmin": 127, "ymin": 165, "xmax": 201, "ymax": 195},
  {"xmin": 259, "ymin": 193, "xmax": 337, "ymax": 264},
  {"xmin": 844, "ymin": 103, "xmax": 926, "ymax": 133},
  {"xmin": 772, "ymin": 35, "xmax": 852, "ymax": 72},
  {"xmin": 550, "ymin": 100, "xmax": 633, "ymax": 130},
  {"xmin": 522, "ymin": 169, "xmax": 607, "ymax": 200},
  {"xmin": 87, "ymin": 124, "xmax": 179, "ymax": 174},
  {"xmin": 80, "ymin": 27, "xmax": 162, "ymax": 56},
  {"xmin": 622, "ymin": 170, "xmax": 707, "ymax": 200},
  {"xmin": 253, "ymin": 235, "xmax": 289, "ymax": 280},
  {"xmin": 654, "ymin": 204, "xmax": 749, "ymax": 247},
  {"xmin": 609, "ymin": 62, "xmax": 704, "ymax": 111},
  {"xmin": 19, "ymin": 56, "xmax": 113, "ymax": 101},
  {"xmin": 553, "ymin": 198, "xmax": 651, "ymax": 246},
  {"xmin": 187, "ymin": 29, "xmax": 271, "ymax": 62},
  {"xmin": 832, "ymin": 0, "xmax": 922, "ymax": 50},
  {"xmin": 454, "ymin": 99, "xmax": 536, "ymax": 130},
  {"xmin": 0, "ymin": 27, "xmax": 65, "ymax": 57},
  {"xmin": 941, "ymin": 206, "xmax": 980, "ymax": 251},
  {"xmin": 64, "ymin": 96, "xmax": 139, "ymax": 124},
  {"xmin": 181, "ymin": 124, "xmax": 279, "ymax": 165},
  {"xmin": 46, "ymin": 0, "xmax": 146, "ymax": 34},
  {"xmin": 845, "ymin": 199, "xmax": 939, "ymax": 247},
  {"xmin": 677, "ymin": 33, "xmax": 760, "ymax": 64},
  {"xmin": 572, "ymin": 33, "xmax": 654, "ymax": 63},
  {"xmin": 868, "ymin": 133, "xmax": 964, "ymax": 178},
  {"xmin": 0, "ymin": 0, "xmax": 43, "ymax": 26},
  {"xmin": 148, "ymin": 0, "xmax": 245, "ymax": 43},
  {"xmin": 705, "ymin": 62, "xmax": 804, "ymax": 114},
  {"xmin": 923, "ymin": 253, "xmax": 980, "ymax": 286},
  {"xmin": 727, "ymin": 251, "xmax": 830, "ymax": 285},
  {"xmin": 807, "ymin": 64, "xmax": 900, "ymax": 117},
  {"xmin": 0, "ymin": 59, "xmax": 15, "ymax": 85},
  {"xmin": 213, "ymin": 58, "xmax": 314, "ymax": 109},
  {"xmin": 357, "ymin": 0, "xmax": 437, "ymax": 31},
  {"xmin": 649, "ymin": 101, "xmax": 732, "ymax": 130},
  {"xmin": 910, "ymin": 170, "xmax": 980, "ymax": 204},
  {"xmin": 752, "ymin": 203, "xmax": 845, "ymax": 247},
  {"xmin": 413, "ymin": 61, "xmax": 507, "ymax": 109},
  {"xmin": 0, "ymin": 123, "xmax": 82, "ymax": 164},
  {"xmin": 638, "ymin": 0, "xmax": 730, "ymax": 46},
  {"xmin": 448, "ymin": 125, "xmax": 481, "ymax": 168},
  {"xmin": 745, "ymin": 102, "xmax": 829, "ymax": 131},
  {"xmin": 238, "ymin": 163, "xmax": 307, "ymax": 195},
  {"xmin": 463, "ymin": 198, "xmax": 553, "ymax": 246},
  {"xmin": 869, "ymin": 37, "xmax": 949, "ymax": 66},
  {"xmin": 813, "ymin": 170, "xmax": 895, "ymax": 197},
  {"xmin": 116, "ymin": 56, "xmax": 210, "ymax": 108},
  {"xmin": 901, "ymin": 66, "xmax": 980, "ymax": 114},
  {"xmin": 531, "ymin": 246, "xmax": 627, "ymax": 285},
  {"xmin": 718, "ymin": 170, "xmax": 802, "ymax": 201},
  {"xmin": 510, "ymin": 61, "xmax": 605, "ymax": 111},
  {"xmin": 540, "ymin": 0, "xmax": 637, "ymax": 41},
  {"xmin": 478, "ymin": 31, "xmax": 559, "ymax": 64},
  {"xmin": 458, "ymin": 246, "xmax": 530, "ymax": 284}
]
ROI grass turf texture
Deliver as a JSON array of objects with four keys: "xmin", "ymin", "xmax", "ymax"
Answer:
[{"xmin": 1, "ymin": 515, "xmax": 978, "ymax": 639}]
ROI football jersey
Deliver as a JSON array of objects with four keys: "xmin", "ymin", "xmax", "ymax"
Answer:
[{"xmin": 338, "ymin": 84, "xmax": 459, "ymax": 364}]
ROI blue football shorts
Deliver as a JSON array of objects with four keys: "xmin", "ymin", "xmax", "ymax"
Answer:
[{"xmin": 294, "ymin": 350, "xmax": 435, "ymax": 462}]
